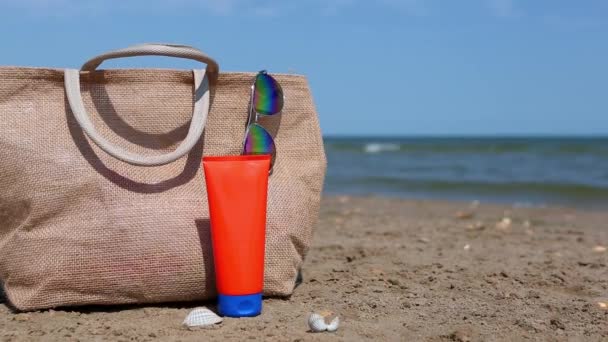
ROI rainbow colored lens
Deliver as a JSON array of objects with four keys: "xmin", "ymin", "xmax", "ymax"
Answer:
[
  {"xmin": 253, "ymin": 71, "xmax": 284, "ymax": 115},
  {"xmin": 243, "ymin": 123, "xmax": 276, "ymax": 158}
]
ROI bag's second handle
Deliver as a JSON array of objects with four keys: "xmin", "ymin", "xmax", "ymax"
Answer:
[{"xmin": 64, "ymin": 44, "xmax": 217, "ymax": 166}]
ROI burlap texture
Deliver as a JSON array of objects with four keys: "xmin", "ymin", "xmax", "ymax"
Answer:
[{"xmin": 0, "ymin": 67, "xmax": 326, "ymax": 311}]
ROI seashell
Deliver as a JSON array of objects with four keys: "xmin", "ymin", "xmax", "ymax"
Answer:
[
  {"xmin": 308, "ymin": 313, "xmax": 327, "ymax": 332},
  {"xmin": 308, "ymin": 311, "xmax": 340, "ymax": 333},
  {"xmin": 496, "ymin": 217, "xmax": 512, "ymax": 230},
  {"xmin": 326, "ymin": 316, "xmax": 340, "ymax": 332},
  {"xmin": 183, "ymin": 307, "xmax": 223, "ymax": 328}
]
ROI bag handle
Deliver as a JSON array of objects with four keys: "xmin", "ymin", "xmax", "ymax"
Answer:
[
  {"xmin": 80, "ymin": 43, "xmax": 219, "ymax": 83},
  {"xmin": 64, "ymin": 44, "xmax": 218, "ymax": 166}
]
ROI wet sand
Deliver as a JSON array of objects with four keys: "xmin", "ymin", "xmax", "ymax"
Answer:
[{"xmin": 1, "ymin": 196, "xmax": 607, "ymax": 341}]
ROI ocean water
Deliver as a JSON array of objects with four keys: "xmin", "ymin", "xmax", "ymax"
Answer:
[{"xmin": 323, "ymin": 137, "xmax": 608, "ymax": 208}]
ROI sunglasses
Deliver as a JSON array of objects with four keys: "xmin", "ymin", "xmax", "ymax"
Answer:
[{"xmin": 242, "ymin": 70, "xmax": 284, "ymax": 166}]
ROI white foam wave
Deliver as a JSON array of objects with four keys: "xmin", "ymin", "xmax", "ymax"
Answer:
[{"xmin": 364, "ymin": 143, "xmax": 400, "ymax": 153}]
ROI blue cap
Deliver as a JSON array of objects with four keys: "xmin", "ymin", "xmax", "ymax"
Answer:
[{"xmin": 217, "ymin": 293, "xmax": 262, "ymax": 317}]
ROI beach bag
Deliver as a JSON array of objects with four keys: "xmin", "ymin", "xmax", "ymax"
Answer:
[{"xmin": 0, "ymin": 43, "xmax": 326, "ymax": 311}]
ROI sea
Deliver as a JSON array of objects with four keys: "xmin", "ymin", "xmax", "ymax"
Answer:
[{"xmin": 323, "ymin": 136, "xmax": 608, "ymax": 209}]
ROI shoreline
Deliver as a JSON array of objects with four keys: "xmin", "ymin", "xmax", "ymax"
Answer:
[
  {"xmin": 2, "ymin": 195, "xmax": 607, "ymax": 341},
  {"xmin": 323, "ymin": 192, "xmax": 608, "ymax": 212}
]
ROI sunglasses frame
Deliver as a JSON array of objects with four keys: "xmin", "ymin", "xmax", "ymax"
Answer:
[{"xmin": 242, "ymin": 70, "xmax": 284, "ymax": 170}]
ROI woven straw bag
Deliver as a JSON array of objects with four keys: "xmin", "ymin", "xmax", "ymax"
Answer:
[{"xmin": 0, "ymin": 44, "xmax": 326, "ymax": 311}]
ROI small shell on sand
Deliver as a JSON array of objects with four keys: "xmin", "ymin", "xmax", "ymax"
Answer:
[
  {"xmin": 326, "ymin": 317, "xmax": 340, "ymax": 332},
  {"xmin": 496, "ymin": 217, "xmax": 512, "ymax": 230},
  {"xmin": 598, "ymin": 302, "xmax": 607, "ymax": 309},
  {"xmin": 308, "ymin": 313, "xmax": 327, "ymax": 332},
  {"xmin": 308, "ymin": 311, "xmax": 340, "ymax": 333},
  {"xmin": 183, "ymin": 307, "xmax": 223, "ymax": 328},
  {"xmin": 592, "ymin": 246, "xmax": 606, "ymax": 253},
  {"xmin": 463, "ymin": 244, "xmax": 471, "ymax": 250}
]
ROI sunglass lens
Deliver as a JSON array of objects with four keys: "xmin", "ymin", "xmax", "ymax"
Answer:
[
  {"xmin": 254, "ymin": 72, "xmax": 284, "ymax": 115},
  {"xmin": 243, "ymin": 123, "xmax": 276, "ymax": 158}
]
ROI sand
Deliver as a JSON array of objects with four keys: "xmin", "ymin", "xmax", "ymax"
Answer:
[{"xmin": 1, "ymin": 196, "xmax": 607, "ymax": 341}]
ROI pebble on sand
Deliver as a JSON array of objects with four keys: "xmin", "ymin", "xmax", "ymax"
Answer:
[
  {"xmin": 598, "ymin": 302, "xmax": 607, "ymax": 309},
  {"xmin": 370, "ymin": 268, "xmax": 385, "ymax": 276},
  {"xmin": 13, "ymin": 314, "xmax": 31, "ymax": 322},
  {"xmin": 455, "ymin": 211, "xmax": 474, "ymax": 219},
  {"xmin": 418, "ymin": 237, "xmax": 430, "ymax": 244},
  {"xmin": 466, "ymin": 222, "xmax": 485, "ymax": 231},
  {"xmin": 592, "ymin": 246, "xmax": 606, "ymax": 253},
  {"xmin": 469, "ymin": 200, "xmax": 480, "ymax": 209},
  {"xmin": 337, "ymin": 196, "xmax": 350, "ymax": 204},
  {"xmin": 448, "ymin": 328, "xmax": 473, "ymax": 342}
]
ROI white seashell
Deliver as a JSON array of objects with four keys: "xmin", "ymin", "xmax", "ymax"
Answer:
[
  {"xmin": 183, "ymin": 307, "xmax": 223, "ymax": 328},
  {"xmin": 326, "ymin": 316, "xmax": 340, "ymax": 332},
  {"xmin": 308, "ymin": 311, "xmax": 339, "ymax": 333},
  {"xmin": 308, "ymin": 313, "xmax": 328, "ymax": 332}
]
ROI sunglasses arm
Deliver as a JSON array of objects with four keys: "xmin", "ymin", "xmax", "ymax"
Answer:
[{"xmin": 245, "ymin": 84, "xmax": 258, "ymax": 128}]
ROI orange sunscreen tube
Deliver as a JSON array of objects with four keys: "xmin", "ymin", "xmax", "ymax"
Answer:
[{"xmin": 202, "ymin": 155, "xmax": 271, "ymax": 317}]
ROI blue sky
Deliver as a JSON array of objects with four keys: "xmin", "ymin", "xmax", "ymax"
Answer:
[{"xmin": 1, "ymin": 0, "xmax": 607, "ymax": 136}]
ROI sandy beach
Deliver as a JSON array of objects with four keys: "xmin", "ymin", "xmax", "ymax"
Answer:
[{"xmin": 1, "ymin": 196, "xmax": 607, "ymax": 341}]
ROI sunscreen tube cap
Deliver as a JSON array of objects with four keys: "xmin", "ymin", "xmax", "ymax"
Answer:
[{"xmin": 217, "ymin": 293, "xmax": 262, "ymax": 317}]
